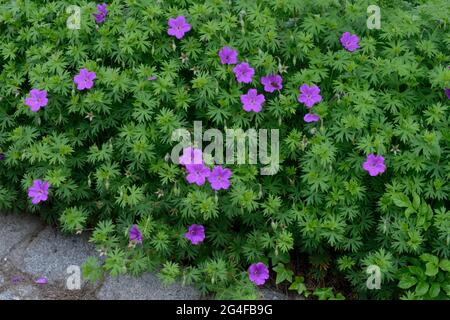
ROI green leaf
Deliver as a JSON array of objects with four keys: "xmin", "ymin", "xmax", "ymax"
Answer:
[
  {"xmin": 420, "ymin": 254, "xmax": 439, "ymax": 265},
  {"xmin": 273, "ymin": 263, "xmax": 294, "ymax": 285},
  {"xmin": 438, "ymin": 259, "xmax": 450, "ymax": 272},
  {"xmin": 392, "ymin": 193, "xmax": 411, "ymax": 208},
  {"xmin": 313, "ymin": 287, "xmax": 335, "ymax": 300},
  {"xmin": 81, "ymin": 257, "xmax": 104, "ymax": 283},
  {"xmin": 415, "ymin": 282, "xmax": 429, "ymax": 296},
  {"xmin": 442, "ymin": 284, "xmax": 450, "ymax": 297},
  {"xmin": 407, "ymin": 266, "xmax": 424, "ymax": 277},
  {"xmin": 398, "ymin": 276, "xmax": 417, "ymax": 289},
  {"xmin": 289, "ymin": 276, "xmax": 310, "ymax": 297},
  {"xmin": 59, "ymin": 206, "xmax": 88, "ymax": 233},
  {"xmin": 425, "ymin": 263, "xmax": 439, "ymax": 277},
  {"xmin": 412, "ymin": 193, "xmax": 421, "ymax": 210},
  {"xmin": 331, "ymin": 293, "xmax": 346, "ymax": 300},
  {"xmin": 428, "ymin": 283, "xmax": 440, "ymax": 298}
]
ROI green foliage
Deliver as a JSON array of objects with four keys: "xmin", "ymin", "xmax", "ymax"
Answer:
[
  {"xmin": 398, "ymin": 254, "xmax": 450, "ymax": 299},
  {"xmin": 313, "ymin": 287, "xmax": 345, "ymax": 300},
  {"xmin": 1, "ymin": 0, "xmax": 449, "ymax": 299},
  {"xmin": 273, "ymin": 263, "xmax": 294, "ymax": 285},
  {"xmin": 289, "ymin": 276, "xmax": 310, "ymax": 297}
]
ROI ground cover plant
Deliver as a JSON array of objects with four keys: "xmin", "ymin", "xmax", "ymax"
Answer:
[{"xmin": 0, "ymin": 0, "xmax": 449, "ymax": 299}]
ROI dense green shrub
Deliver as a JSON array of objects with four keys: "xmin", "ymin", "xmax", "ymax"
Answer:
[{"xmin": 1, "ymin": 0, "xmax": 449, "ymax": 299}]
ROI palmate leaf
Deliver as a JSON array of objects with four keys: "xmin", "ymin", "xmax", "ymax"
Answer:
[{"xmin": 273, "ymin": 263, "xmax": 294, "ymax": 285}]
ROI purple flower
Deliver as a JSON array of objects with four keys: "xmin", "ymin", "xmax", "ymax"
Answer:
[
  {"xmin": 340, "ymin": 32, "xmax": 360, "ymax": 52},
  {"xmin": 167, "ymin": 16, "xmax": 191, "ymax": 40},
  {"xmin": 28, "ymin": 179, "xmax": 50, "ymax": 205},
  {"xmin": 25, "ymin": 89, "xmax": 48, "ymax": 112},
  {"xmin": 218, "ymin": 46, "xmax": 238, "ymax": 65},
  {"xmin": 233, "ymin": 62, "xmax": 255, "ymax": 84},
  {"xmin": 248, "ymin": 262, "xmax": 269, "ymax": 286},
  {"xmin": 0, "ymin": 153, "xmax": 6, "ymax": 161},
  {"xmin": 35, "ymin": 277, "xmax": 48, "ymax": 285},
  {"xmin": 179, "ymin": 147, "xmax": 203, "ymax": 166},
  {"xmin": 93, "ymin": 3, "xmax": 107, "ymax": 24},
  {"xmin": 207, "ymin": 166, "xmax": 232, "ymax": 191},
  {"xmin": 185, "ymin": 224, "xmax": 205, "ymax": 245},
  {"xmin": 298, "ymin": 84, "xmax": 322, "ymax": 108},
  {"xmin": 147, "ymin": 75, "xmax": 157, "ymax": 81},
  {"xmin": 304, "ymin": 113, "xmax": 320, "ymax": 123},
  {"xmin": 129, "ymin": 224, "xmax": 143, "ymax": 244},
  {"xmin": 74, "ymin": 68, "xmax": 96, "ymax": 90},
  {"xmin": 11, "ymin": 275, "xmax": 23, "ymax": 284},
  {"xmin": 185, "ymin": 163, "xmax": 210, "ymax": 186},
  {"xmin": 362, "ymin": 154, "xmax": 386, "ymax": 176},
  {"xmin": 240, "ymin": 89, "xmax": 265, "ymax": 113},
  {"xmin": 445, "ymin": 88, "xmax": 450, "ymax": 99},
  {"xmin": 260, "ymin": 74, "xmax": 283, "ymax": 93}
]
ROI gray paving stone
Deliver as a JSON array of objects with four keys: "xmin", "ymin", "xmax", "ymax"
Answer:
[
  {"xmin": 0, "ymin": 213, "xmax": 296, "ymax": 300},
  {"xmin": 17, "ymin": 227, "xmax": 96, "ymax": 283},
  {"xmin": 97, "ymin": 274, "xmax": 200, "ymax": 300},
  {"xmin": 259, "ymin": 288, "xmax": 289, "ymax": 300},
  {"xmin": 0, "ymin": 214, "xmax": 43, "ymax": 258},
  {"xmin": 0, "ymin": 284, "xmax": 39, "ymax": 300}
]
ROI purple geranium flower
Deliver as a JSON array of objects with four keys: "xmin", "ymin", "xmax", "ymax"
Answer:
[
  {"xmin": 298, "ymin": 84, "xmax": 322, "ymax": 108},
  {"xmin": 147, "ymin": 75, "xmax": 157, "ymax": 81},
  {"xmin": 74, "ymin": 68, "xmax": 96, "ymax": 90},
  {"xmin": 0, "ymin": 153, "xmax": 5, "ymax": 161},
  {"xmin": 185, "ymin": 224, "xmax": 205, "ymax": 245},
  {"xmin": 207, "ymin": 166, "xmax": 232, "ymax": 191},
  {"xmin": 304, "ymin": 113, "xmax": 320, "ymax": 123},
  {"xmin": 362, "ymin": 154, "xmax": 386, "ymax": 176},
  {"xmin": 25, "ymin": 89, "xmax": 48, "ymax": 112},
  {"xmin": 93, "ymin": 3, "xmax": 107, "ymax": 24},
  {"xmin": 260, "ymin": 74, "xmax": 283, "ymax": 93},
  {"xmin": 218, "ymin": 46, "xmax": 238, "ymax": 65},
  {"xmin": 11, "ymin": 275, "xmax": 23, "ymax": 284},
  {"xmin": 129, "ymin": 224, "xmax": 143, "ymax": 244},
  {"xmin": 35, "ymin": 277, "xmax": 48, "ymax": 285},
  {"xmin": 185, "ymin": 163, "xmax": 210, "ymax": 186},
  {"xmin": 179, "ymin": 146, "xmax": 203, "ymax": 166},
  {"xmin": 167, "ymin": 16, "xmax": 191, "ymax": 40},
  {"xmin": 248, "ymin": 262, "xmax": 269, "ymax": 286},
  {"xmin": 233, "ymin": 62, "xmax": 255, "ymax": 84},
  {"xmin": 340, "ymin": 32, "xmax": 360, "ymax": 52},
  {"xmin": 445, "ymin": 88, "xmax": 450, "ymax": 99},
  {"xmin": 28, "ymin": 179, "xmax": 50, "ymax": 205},
  {"xmin": 240, "ymin": 89, "xmax": 265, "ymax": 112}
]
